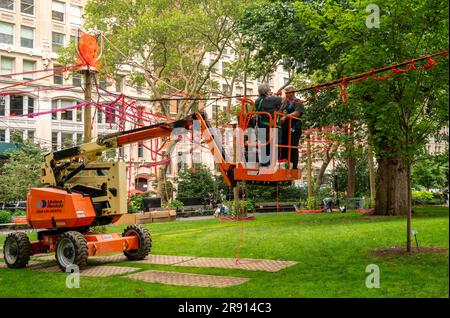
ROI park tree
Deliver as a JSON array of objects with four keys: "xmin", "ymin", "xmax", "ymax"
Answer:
[
  {"xmin": 81, "ymin": 0, "xmax": 252, "ymax": 202},
  {"xmin": 176, "ymin": 164, "xmax": 223, "ymax": 205},
  {"xmin": 0, "ymin": 134, "xmax": 43, "ymax": 202},
  {"xmin": 240, "ymin": 0, "xmax": 449, "ymax": 218}
]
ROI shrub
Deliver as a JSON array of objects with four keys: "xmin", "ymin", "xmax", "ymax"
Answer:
[
  {"xmin": 224, "ymin": 199, "xmax": 255, "ymax": 217},
  {"xmin": 128, "ymin": 194, "xmax": 143, "ymax": 213},
  {"xmin": 13, "ymin": 210, "xmax": 26, "ymax": 217},
  {"xmin": 0, "ymin": 210, "xmax": 12, "ymax": 224},
  {"xmin": 412, "ymin": 190, "xmax": 434, "ymax": 205},
  {"xmin": 90, "ymin": 225, "xmax": 108, "ymax": 233},
  {"xmin": 169, "ymin": 199, "xmax": 184, "ymax": 209}
]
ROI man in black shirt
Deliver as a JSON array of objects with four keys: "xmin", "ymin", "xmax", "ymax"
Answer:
[{"xmin": 279, "ymin": 86, "xmax": 304, "ymax": 169}]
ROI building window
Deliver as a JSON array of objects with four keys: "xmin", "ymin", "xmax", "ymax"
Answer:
[
  {"xmin": 21, "ymin": 0, "xmax": 34, "ymax": 15},
  {"xmin": 52, "ymin": 1, "xmax": 65, "ymax": 22},
  {"xmin": 52, "ymin": 131, "xmax": 59, "ymax": 150},
  {"xmin": 0, "ymin": 129, "xmax": 5, "ymax": 142},
  {"xmin": 0, "ymin": 96, "xmax": 5, "ymax": 116},
  {"xmin": 70, "ymin": 5, "xmax": 82, "ymax": 26},
  {"xmin": 20, "ymin": 26, "xmax": 34, "ymax": 48},
  {"xmin": 61, "ymin": 132, "xmax": 73, "ymax": 148},
  {"xmin": 0, "ymin": 22, "xmax": 14, "ymax": 45},
  {"xmin": 76, "ymin": 106, "xmax": 82, "ymax": 122},
  {"xmin": 0, "ymin": 0, "xmax": 14, "ymax": 11},
  {"xmin": 51, "ymin": 99, "xmax": 58, "ymax": 120},
  {"xmin": 27, "ymin": 96, "xmax": 34, "ymax": 114},
  {"xmin": 0, "ymin": 56, "xmax": 13, "ymax": 76},
  {"xmin": 72, "ymin": 73, "xmax": 82, "ymax": 87},
  {"xmin": 10, "ymin": 95, "xmax": 24, "ymax": 116},
  {"xmin": 246, "ymin": 88, "xmax": 254, "ymax": 96},
  {"xmin": 52, "ymin": 99, "xmax": 79, "ymax": 121},
  {"xmin": 97, "ymin": 111, "xmax": 103, "ymax": 123},
  {"xmin": 52, "ymin": 32, "xmax": 65, "ymax": 53},
  {"xmin": 76, "ymin": 133, "xmax": 83, "ymax": 145},
  {"xmin": 23, "ymin": 60, "xmax": 36, "ymax": 80},
  {"xmin": 138, "ymin": 143, "xmax": 144, "ymax": 158},
  {"xmin": 27, "ymin": 130, "xmax": 34, "ymax": 142},
  {"xmin": 53, "ymin": 65, "xmax": 63, "ymax": 84},
  {"xmin": 60, "ymin": 99, "xmax": 74, "ymax": 121}
]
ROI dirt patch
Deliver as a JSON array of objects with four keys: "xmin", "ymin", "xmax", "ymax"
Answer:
[{"xmin": 372, "ymin": 246, "xmax": 448, "ymax": 257}]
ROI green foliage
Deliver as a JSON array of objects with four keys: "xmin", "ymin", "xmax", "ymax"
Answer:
[
  {"xmin": 244, "ymin": 184, "xmax": 305, "ymax": 203},
  {"xmin": 0, "ymin": 211, "xmax": 11, "ymax": 224},
  {"xmin": 412, "ymin": 149, "xmax": 449, "ymax": 190},
  {"xmin": 12, "ymin": 211, "xmax": 26, "ymax": 217},
  {"xmin": 127, "ymin": 194, "xmax": 143, "ymax": 213},
  {"xmin": 176, "ymin": 164, "xmax": 223, "ymax": 205},
  {"xmin": 169, "ymin": 199, "xmax": 184, "ymax": 209},
  {"xmin": 0, "ymin": 138, "xmax": 44, "ymax": 202},
  {"xmin": 83, "ymin": 0, "xmax": 249, "ymax": 118},
  {"xmin": 412, "ymin": 190, "xmax": 434, "ymax": 201},
  {"xmin": 306, "ymin": 196, "xmax": 317, "ymax": 210},
  {"xmin": 224, "ymin": 199, "xmax": 255, "ymax": 217},
  {"xmin": 90, "ymin": 225, "xmax": 108, "ymax": 233}
]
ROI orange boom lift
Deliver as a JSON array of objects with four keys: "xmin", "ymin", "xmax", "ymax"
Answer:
[{"xmin": 2, "ymin": 110, "xmax": 301, "ymax": 271}]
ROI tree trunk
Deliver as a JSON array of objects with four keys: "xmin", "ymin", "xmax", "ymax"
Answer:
[
  {"xmin": 314, "ymin": 144, "xmax": 337, "ymax": 193},
  {"xmin": 374, "ymin": 156, "xmax": 409, "ymax": 215},
  {"xmin": 367, "ymin": 143, "xmax": 376, "ymax": 208},
  {"xmin": 307, "ymin": 139, "xmax": 313, "ymax": 199},
  {"xmin": 346, "ymin": 156, "xmax": 356, "ymax": 199}
]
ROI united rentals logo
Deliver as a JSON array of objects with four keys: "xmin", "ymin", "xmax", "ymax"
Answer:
[
  {"xmin": 35, "ymin": 199, "xmax": 64, "ymax": 213},
  {"xmin": 36, "ymin": 200, "xmax": 47, "ymax": 209}
]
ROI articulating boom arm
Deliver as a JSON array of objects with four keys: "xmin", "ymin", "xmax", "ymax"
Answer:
[{"xmin": 41, "ymin": 112, "xmax": 235, "ymax": 187}]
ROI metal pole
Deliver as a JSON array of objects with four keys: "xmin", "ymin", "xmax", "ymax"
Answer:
[{"xmin": 83, "ymin": 70, "xmax": 93, "ymax": 143}]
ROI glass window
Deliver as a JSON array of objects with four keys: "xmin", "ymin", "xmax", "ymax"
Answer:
[
  {"xmin": 0, "ymin": 96, "xmax": 5, "ymax": 116},
  {"xmin": 52, "ymin": 1, "xmax": 65, "ymax": 22},
  {"xmin": 10, "ymin": 95, "xmax": 24, "ymax": 116},
  {"xmin": 53, "ymin": 65, "xmax": 63, "ymax": 84},
  {"xmin": 60, "ymin": 99, "xmax": 74, "ymax": 121},
  {"xmin": 21, "ymin": 0, "xmax": 34, "ymax": 15},
  {"xmin": 138, "ymin": 143, "xmax": 144, "ymax": 158},
  {"xmin": 52, "ymin": 131, "xmax": 59, "ymax": 150},
  {"xmin": 20, "ymin": 26, "xmax": 34, "ymax": 48},
  {"xmin": 97, "ymin": 111, "xmax": 103, "ymax": 123},
  {"xmin": 76, "ymin": 133, "xmax": 83, "ymax": 144},
  {"xmin": 52, "ymin": 32, "xmax": 65, "ymax": 53},
  {"xmin": 0, "ymin": 0, "xmax": 14, "ymax": 11},
  {"xmin": 0, "ymin": 22, "xmax": 14, "ymax": 45},
  {"xmin": 0, "ymin": 56, "xmax": 14, "ymax": 76},
  {"xmin": 76, "ymin": 104, "xmax": 82, "ymax": 122},
  {"xmin": 51, "ymin": 99, "xmax": 58, "ymax": 120},
  {"xmin": 0, "ymin": 129, "xmax": 5, "ymax": 142},
  {"xmin": 27, "ymin": 96, "xmax": 34, "ymax": 114},
  {"xmin": 72, "ymin": 73, "xmax": 82, "ymax": 87},
  {"xmin": 61, "ymin": 132, "xmax": 73, "ymax": 147},
  {"xmin": 23, "ymin": 60, "xmax": 36, "ymax": 79},
  {"xmin": 69, "ymin": 5, "xmax": 82, "ymax": 26}
]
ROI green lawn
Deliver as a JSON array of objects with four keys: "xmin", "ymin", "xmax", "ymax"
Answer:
[{"xmin": 0, "ymin": 206, "xmax": 448, "ymax": 298}]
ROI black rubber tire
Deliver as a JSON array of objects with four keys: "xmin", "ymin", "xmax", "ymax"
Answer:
[
  {"xmin": 55, "ymin": 231, "xmax": 88, "ymax": 272},
  {"xmin": 122, "ymin": 225, "xmax": 152, "ymax": 260},
  {"xmin": 3, "ymin": 232, "xmax": 32, "ymax": 269}
]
